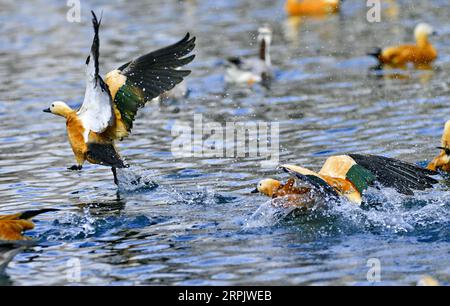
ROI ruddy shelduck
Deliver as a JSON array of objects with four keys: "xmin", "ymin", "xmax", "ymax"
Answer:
[
  {"xmin": 0, "ymin": 209, "xmax": 56, "ymax": 275},
  {"xmin": 225, "ymin": 26, "xmax": 273, "ymax": 85},
  {"xmin": 428, "ymin": 121, "xmax": 450, "ymax": 172},
  {"xmin": 368, "ymin": 23, "xmax": 437, "ymax": 67},
  {"xmin": 285, "ymin": 0, "xmax": 340, "ymax": 17},
  {"xmin": 253, "ymin": 154, "xmax": 438, "ymax": 208},
  {"xmin": 0, "ymin": 209, "xmax": 57, "ymax": 241},
  {"xmin": 44, "ymin": 12, "xmax": 195, "ymax": 184}
]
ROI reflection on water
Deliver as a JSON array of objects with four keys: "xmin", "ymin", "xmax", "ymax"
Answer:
[{"xmin": 0, "ymin": 0, "xmax": 449, "ymax": 285}]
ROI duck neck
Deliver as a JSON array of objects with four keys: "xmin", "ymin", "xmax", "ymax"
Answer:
[
  {"xmin": 259, "ymin": 38, "xmax": 271, "ymax": 67},
  {"xmin": 416, "ymin": 33, "xmax": 430, "ymax": 49}
]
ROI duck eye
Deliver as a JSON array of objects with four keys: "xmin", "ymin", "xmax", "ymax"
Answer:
[{"xmin": 51, "ymin": 104, "xmax": 54, "ymax": 107}]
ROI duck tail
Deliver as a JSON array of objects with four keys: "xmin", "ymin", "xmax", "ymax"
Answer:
[
  {"xmin": 367, "ymin": 47, "xmax": 382, "ymax": 59},
  {"xmin": 18, "ymin": 209, "xmax": 59, "ymax": 220}
]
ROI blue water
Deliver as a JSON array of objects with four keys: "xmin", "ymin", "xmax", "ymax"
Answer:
[{"xmin": 0, "ymin": 0, "xmax": 449, "ymax": 285}]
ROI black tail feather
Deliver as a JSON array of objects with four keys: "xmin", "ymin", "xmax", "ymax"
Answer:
[
  {"xmin": 367, "ymin": 47, "xmax": 382, "ymax": 58},
  {"xmin": 87, "ymin": 142, "xmax": 127, "ymax": 168}
]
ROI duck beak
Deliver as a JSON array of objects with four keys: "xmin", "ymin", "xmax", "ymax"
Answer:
[
  {"xmin": 250, "ymin": 188, "xmax": 259, "ymax": 194},
  {"xmin": 43, "ymin": 108, "xmax": 51, "ymax": 113}
]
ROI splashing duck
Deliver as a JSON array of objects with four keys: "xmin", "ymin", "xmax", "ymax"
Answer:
[
  {"xmin": 428, "ymin": 121, "xmax": 450, "ymax": 172},
  {"xmin": 43, "ymin": 11, "xmax": 195, "ymax": 185},
  {"xmin": 284, "ymin": 0, "xmax": 340, "ymax": 16},
  {"xmin": 252, "ymin": 154, "xmax": 438, "ymax": 208},
  {"xmin": 225, "ymin": 26, "xmax": 273, "ymax": 86},
  {"xmin": 368, "ymin": 23, "xmax": 437, "ymax": 68}
]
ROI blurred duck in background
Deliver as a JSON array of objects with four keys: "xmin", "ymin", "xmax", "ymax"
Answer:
[
  {"xmin": 252, "ymin": 155, "xmax": 438, "ymax": 209},
  {"xmin": 225, "ymin": 26, "xmax": 273, "ymax": 86},
  {"xmin": 428, "ymin": 121, "xmax": 450, "ymax": 172},
  {"xmin": 368, "ymin": 23, "xmax": 437, "ymax": 68},
  {"xmin": 285, "ymin": 0, "xmax": 340, "ymax": 17}
]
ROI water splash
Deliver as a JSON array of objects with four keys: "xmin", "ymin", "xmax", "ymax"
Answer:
[
  {"xmin": 244, "ymin": 186, "xmax": 450, "ymax": 241},
  {"xmin": 116, "ymin": 166, "xmax": 159, "ymax": 192},
  {"xmin": 40, "ymin": 209, "xmax": 159, "ymax": 242}
]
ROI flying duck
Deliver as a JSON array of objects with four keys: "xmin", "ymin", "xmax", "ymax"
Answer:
[
  {"xmin": 284, "ymin": 0, "xmax": 340, "ymax": 16},
  {"xmin": 225, "ymin": 26, "xmax": 272, "ymax": 86},
  {"xmin": 428, "ymin": 121, "xmax": 450, "ymax": 172},
  {"xmin": 368, "ymin": 23, "xmax": 437, "ymax": 68},
  {"xmin": 43, "ymin": 12, "xmax": 195, "ymax": 185},
  {"xmin": 252, "ymin": 154, "xmax": 438, "ymax": 208}
]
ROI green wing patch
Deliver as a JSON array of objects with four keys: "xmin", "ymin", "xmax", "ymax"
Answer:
[
  {"xmin": 346, "ymin": 164, "xmax": 376, "ymax": 194},
  {"xmin": 114, "ymin": 80, "xmax": 145, "ymax": 131}
]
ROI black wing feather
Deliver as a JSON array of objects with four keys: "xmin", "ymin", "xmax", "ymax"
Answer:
[
  {"xmin": 349, "ymin": 154, "xmax": 438, "ymax": 195},
  {"xmin": 113, "ymin": 33, "xmax": 196, "ymax": 131},
  {"xmin": 279, "ymin": 166, "xmax": 340, "ymax": 199}
]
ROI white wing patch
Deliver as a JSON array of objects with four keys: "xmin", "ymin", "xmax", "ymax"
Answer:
[{"xmin": 77, "ymin": 72, "xmax": 114, "ymax": 141}]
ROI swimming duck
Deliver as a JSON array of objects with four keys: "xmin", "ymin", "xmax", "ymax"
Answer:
[
  {"xmin": 428, "ymin": 121, "xmax": 450, "ymax": 172},
  {"xmin": 0, "ymin": 209, "xmax": 56, "ymax": 276},
  {"xmin": 0, "ymin": 209, "xmax": 57, "ymax": 241},
  {"xmin": 225, "ymin": 26, "xmax": 272, "ymax": 86},
  {"xmin": 368, "ymin": 23, "xmax": 437, "ymax": 68},
  {"xmin": 43, "ymin": 12, "xmax": 195, "ymax": 185},
  {"xmin": 285, "ymin": 0, "xmax": 340, "ymax": 17},
  {"xmin": 252, "ymin": 154, "xmax": 438, "ymax": 208}
]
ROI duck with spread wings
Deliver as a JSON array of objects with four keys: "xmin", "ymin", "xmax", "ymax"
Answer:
[{"xmin": 43, "ymin": 11, "xmax": 196, "ymax": 185}]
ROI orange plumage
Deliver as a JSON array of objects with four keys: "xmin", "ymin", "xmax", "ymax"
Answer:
[
  {"xmin": 0, "ymin": 209, "xmax": 56, "ymax": 241},
  {"xmin": 285, "ymin": 0, "xmax": 340, "ymax": 16},
  {"xmin": 370, "ymin": 23, "xmax": 437, "ymax": 67}
]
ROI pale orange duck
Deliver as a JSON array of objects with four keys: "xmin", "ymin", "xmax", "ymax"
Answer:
[
  {"xmin": 368, "ymin": 23, "xmax": 437, "ymax": 68},
  {"xmin": 0, "ymin": 209, "xmax": 56, "ymax": 274},
  {"xmin": 0, "ymin": 209, "xmax": 56, "ymax": 241},
  {"xmin": 43, "ymin": 12, "xmax": 195, "ymax": 185},
  {"xmin": 428, "ymin": 121, "xmax": 450, "ymax": 172},
  {"xmin": 285, "ymin": 0, "xmax": 340, "ymax": 16},
  {"xmin": 252, "ymin": 154, "xmax": 438, "ymax": 209}
]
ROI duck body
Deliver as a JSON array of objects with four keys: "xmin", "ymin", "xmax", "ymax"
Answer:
[
  {"xmin": 44, "ymin": 12, "xmax": 195, "ymax": 183},
  {"xmin": 374, "ymin": 43, "xmax": 437, "ymax": 67},
  {"xmin": 225, "ymin": 26, "xmax": 272, "ymax": 86},
  {"xmin": 254, "ymin": 154, "xmax": 438, "ymax": 209},
  {"xmin": 369, "ymin": 23, "xmax": 437, "ymax": 67},
  {"xmin": 285, "ymin": 0, "xmax": 340, "ymax": 16},
  {"xmin": 0, "ymin": 209, "xmax": 56, "ymax": 275},
  {"xmin": 0, "ymin": 209, "xmax": 57, "ymax": 241}
]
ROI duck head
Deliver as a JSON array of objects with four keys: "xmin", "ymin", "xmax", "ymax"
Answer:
[
  {"xmin": 414, "ymin": 23, "xmax": 437, "ymax": 45},
  {"xmin": 43, "ymin": 101, "xmax": 73, "ymax": 118},
  {"xmin": 428, "ymin": 121, "xmax": 450, "ymax": 171},
  {"xmin": 251, "ymin": 178, "xmax": 281, "ymax": 197}
]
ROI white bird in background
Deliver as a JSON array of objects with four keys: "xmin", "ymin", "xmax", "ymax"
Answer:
[{"xmin": 225, "ymin": 26, "xmax": 273, "ymax": 86}]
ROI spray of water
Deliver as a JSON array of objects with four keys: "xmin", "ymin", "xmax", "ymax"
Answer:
[
  {"xmin": 244, "ymin": 185, "xmax": 450, "ymax": 240},
  {"xmin": 115, "ymin": 166, "xmax": 158, "ymax": 192}
]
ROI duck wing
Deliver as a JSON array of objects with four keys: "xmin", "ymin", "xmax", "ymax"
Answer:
[
  {"xmin": 348, "ymin": 154, "xmax": 438, "ymax": 195},
  {"xmin": 104, "ymin": 33, "xmax": 196, "ymax": 133},
  {"xmin": 279, "ymin": 164, "xmax": 340, "ymax": 199},
  {"xmin": 77, "ymin": 11, "xmax": 115, "ymax": 139}
]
